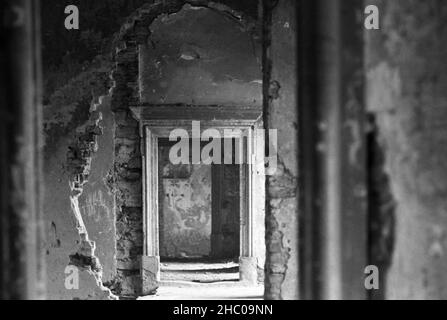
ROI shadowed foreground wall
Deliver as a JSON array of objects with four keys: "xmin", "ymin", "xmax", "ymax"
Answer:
[
  {"xmin": 0, "ymin": 0, "xmax": 45, "ymax": 300},
  {"xmin": 366, "ymin": 0, "xmax": 447, "ymax": 299}
]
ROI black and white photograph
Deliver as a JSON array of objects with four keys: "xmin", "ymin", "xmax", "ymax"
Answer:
[{"xmin": 1, "ymin": 0, "xmax": 446, "ymax": 309}]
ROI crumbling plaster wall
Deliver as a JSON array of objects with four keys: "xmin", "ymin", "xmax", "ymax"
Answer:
[
  {"xmin": 43, "ymin": 58, "xmax": 117, "ymax": 299},
  {"xmin": 159, "ymin": 144, "xmax": 241, "ymax": 260},
  {"xmin": 40, "ymin": 0, "xmax": 260, "ymax": 299},
  {"xmin": 366, "ymin": 0, "xmax": 447, "ymax": 299},
  {"xmin": 140, "ymin": 4, "xmax": 262, "ymax": 106},
  {"xmin": 141, "ymin": 3, "xmax": 263, "ymax": 263},
  {"xmin": 41, "ymin": 0, "xmax": 160, "ymax": 300},
  {"xmin": 159, "ymin": 145, "xmax": 212, "ymax": 258},
  {"xmin": 263, "ymin": 0, "xmax": 298, "ymax": 300},
  {"xmin": 78, "ymin": 95, "xmax": 117, "ymax": 283},
  {"xmin": 111, "ymin": 0, "xmax": 263, "ymax": 298}
]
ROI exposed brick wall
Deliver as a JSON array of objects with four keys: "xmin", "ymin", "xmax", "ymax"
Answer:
[
  {"xmin": 63, "ymin": 79, "xmax": 117, "ymax": 300},
  {"xmin": 110, "ymin": 0, "xmax": 202, "ymax": 298},
  {"xmin": 39, "ymin": 0, "xmax": 260, "ymax": 299},
  {"xmin": 110, "ymin": 0, "xmax": 260, "ymax": 298},
  {"xmin": 109, "ymin": 43, "xmax": 142, "ymax": 297}
]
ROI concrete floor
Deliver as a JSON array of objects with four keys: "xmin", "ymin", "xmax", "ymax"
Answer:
[{"xmin": 139, "ymin": 260, "xmax": 264, "ymax": 300}]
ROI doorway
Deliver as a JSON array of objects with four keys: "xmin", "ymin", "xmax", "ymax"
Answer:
[
  {"xmin": 158, "ymin": 139, "xmax": 240, "ymax": 284},
  {"xmin": 130, "ymin": 104, "xmax": 265, "ymax": 297}
]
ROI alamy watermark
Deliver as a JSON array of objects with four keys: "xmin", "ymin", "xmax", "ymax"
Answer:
[
  {"xmin": 364, "ymin": 265, "xmax": 379, "ymax": 290},
  {"xmin": 64, "ymin": 265, "xmax": 79, "ymax": 290},
  {"xmin": 168, "ymin": 121, "xmax": 278, "ymax": 175},
  {"xmin": 63, "ymin": 4, "xmax": 380, "ymax": 30},
  {"xmin": 365, "ymin": 5, "xmax": 380, "ymax": 30}
]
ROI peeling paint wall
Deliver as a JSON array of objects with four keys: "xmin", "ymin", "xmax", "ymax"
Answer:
[
  {"xmin": 40, "ymin": 0, "xmax": 153, "ymax": 299},
  {"xmin": 159, "ymin": 145, "xmax": 212, "ymax": 258},
  {"xmin": 263, "ymin": 0, "xmax": 298, "ymax": 300},
  {"xmin": 140, "ymin": 4, "xmax": 262, "ymax": 106},
  {"xmin": 111, "ymin": 0, "xmax": 262, "ymax": 298},
  {"xmin": 40, "ymin": 0, "xmax": 261, "ymax": 299},
  {"xmin": 366, "ymin": 0, "xmax": 447, "ymax": 300},
  {"xmin": 158, "ymin": 144, "xmax": 241, "ymax": 259},
  {"xmin": 43, "ymin": 60, "xmax": 117, "ymax": 299},
  {"xmin": 78, "ymin": 96, "xmax": 117, "ymax": 283}
]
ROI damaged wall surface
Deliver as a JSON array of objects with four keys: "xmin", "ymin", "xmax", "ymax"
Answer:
[
  {"xmin": 263, "ymin": 0, "xmax": 299, "ymax": 300},
  {"xmin": 159, "ymin": 142, "xmax": 241, "ymax": 260},
  {"xmin": 41, "ymin": 0, "xmax": 263, "ymax": 299},
  {"xmin": 43, "ymin": 60, "xmax": 117, "ymax": 299},
  {"xmin": 366, "ymin": 0, "xmax": 447, "ymax": 299},
  {"xmin": 111, "ymin": 0, "xmax": 263, "ymax": 298},
  {"xmin": 78, "ymin": 96, "xmax": 117, "ymax": 283},
  {"xmin": 140, "ymin": 4, "xmax": 262, "ymax": 106},
  {"xmin": 40, "ymin": 0, "xmax": 159, "ymax": 300},
  {"xmin": 159, "ymin": 145, "xmax": 212, "ymax": 258},
  {"xmin": 19, "ymin": 0, "xmax": 447, "ymax": 301}
]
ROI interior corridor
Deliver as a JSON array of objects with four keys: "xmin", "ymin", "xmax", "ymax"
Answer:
[{"xmin": 5, "ymin": 0, "xmax": 447, "ymax": 301}]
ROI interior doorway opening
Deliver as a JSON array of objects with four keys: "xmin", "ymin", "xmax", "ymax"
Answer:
[
  {"xmin": 158, "ymin": 138, "xmax": 241, "ymax": 284},
  {"xmin": 130, "ymin": 104, "xmax": 265, "ymax": 298}
]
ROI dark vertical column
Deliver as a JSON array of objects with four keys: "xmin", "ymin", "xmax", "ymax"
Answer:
[
  {"xmin": 298, "ymin": 0, "xmax": 367, "ymax": 300},
  {"xmin": 0, "ymin": 0, "xmax": 45, "ymax": 299},
  {"xmin": 298, "ymin": 0, "xmax": 321, "ymax": 300},
  {"xmin": 212, "ymin": 138, "xmax": 241, "ymax": 259},
  {"xmin": 211, "ymin": 164, "xmax": 223, "ymax": 257},
  {"xmin": 239, "ymin": 135, "xmax": 250, "ymax": 258}
]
